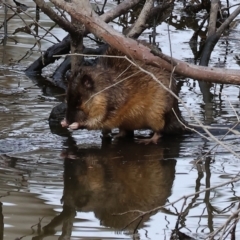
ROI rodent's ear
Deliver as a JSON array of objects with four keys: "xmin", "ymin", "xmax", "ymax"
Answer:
[{"xmin": 81, "ymin": 74, "xmax": 94, "ymax": 89}]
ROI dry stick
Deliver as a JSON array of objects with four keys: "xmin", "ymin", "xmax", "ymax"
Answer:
[
  {"xmin": 220, "ymin": 217, "xmax": 239, "ymax": 240},
  {"xmin": 208, "ymin": 208, "xmax": 240, "ymax": 239},
  {"xmin": 230, "ymin": 201, "xmax": 240, "ymax": 239},
  {"xmin": 127, "ymin": 0, "xmax": 154, "ymax": 38},
  {"xmin": 51, "ymin": 0, "xmax": 240, "ymax": 84},
  {"xmin": 221, "ymin": 92, "xmax": 240, "ymax": 122},
  {"xmin": 3, "ymin": 0, "xmax": 7, "ymax": 41},
  {"xmin": 101, "ymin": 0, "xmax": 108, "ymax": 14},
  {"xmin": 84, "ymin": 67, "xmax": 139, "ymax": 105},
  {"xmin": 2, "ymin": 2, "xmax": 60, "ymax": 43},
  {"xmin": 31, "ymin": 23, "xmax": 57, "ymax": 47},
  {"xmin": 208, "ymin": 0, "xmax": 219, "ymax": 37},
  {"xmin": 191, "ymin": 123, "xmax": 240, "ymax": 136},
  {"xmin": 17, "ymin": 22, "xmax": 58, "ymax": 63},
  {"xmin": 189, "ymin": 93, "xmax": 240, "ymax": 162},
  {"xmin": 4, "ymin": 3, "xmax": 42, "ymax": 52},
  {"xmin": 20, "ymin": 5, "xmax": 61, "ymax": 42},
  {"xmin": 4, "ymin": 3, "xmax": 56, "ymax": 45},
  {"xmin": 169, "ymin": 65, "xmax": 176, "ymax": 89},
  {"xmin": 167, "ymin": 16, "xmax": 174, "ymax": 88},
  {"xmin": 194, "ymin": 122, "xmax": 240, "ymax": 165},
  {"xmin": 222, "ymin": 3, "xmax": 240, "ymax": 11},
  {"xmin": 172, "ymin": 109, "xmax": 212, "ymax": 141},
  {"xmin": 101, "ymin": 0, "xmax": 141, "ymax": 23},
  {"xmin": 54, "ymin": 6, "xmax": 69, "ymax": 22},
  {"xmin": 222, "ymin": 219, "xmax": 240, "ymax": 240},
  {"xmin": 128, "ymin": 1, "xmax": 174, "ymax": 41},
  {"xmin": 217, "ymin": 5, "xmax": 240, "ymax": 35},
  {"xmin": 36, "ymin": 0, "xmax": 142, "ymax": 34},
  {"xmin": 55, "ymin": 52, "xmax": 240, "ymax": 159},
  {"xmin": 0, "ymin": 12, "xmax": 16, "ymax": 29},
  {"xmin": 199, "ymin": 2, "xmax": 238, "ymax": 69},
  {"xmin": 32, "ymin": 0, "xmax": 141, "ymax": 68},
  {"xmin": 188, "ymin": 90, "xmax": 240, "ymax": 164},
  {"xmin": 173, "ymin": 109, "xmax": 240, "ymax": 166},
  {"xmin": 194, "ymin": 92, "xmax": 240, "ymax": 162},
  {"xmin": 188, "ymin": 123, "xmax": 240, "ymax": 135},
  {"xmin": 33, "ymin": 0, "xmax": 76, "ymax": 34},
  {"xmin": 118, "ymin": 176, "xmax": 240, "ymax": 231}
]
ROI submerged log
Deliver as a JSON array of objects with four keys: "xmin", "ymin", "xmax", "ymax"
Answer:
[{"xmin": 51, "ymin": 56, "xmax": 71, "ymax": 90}]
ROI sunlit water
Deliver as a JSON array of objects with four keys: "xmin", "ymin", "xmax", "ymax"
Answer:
[{"xmin": 0, "ymin": 1, "xmax": 240, "ymax": 239}]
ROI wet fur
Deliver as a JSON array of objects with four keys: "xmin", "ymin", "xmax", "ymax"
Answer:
[{"xmin": 66, "ymin": 48, "xmax": 186, "ymax": 135}]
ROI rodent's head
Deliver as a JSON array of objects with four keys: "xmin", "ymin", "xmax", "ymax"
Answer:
[{"xmin": 65, "ymin": 67, "xmax": 110, "ymax": 126}]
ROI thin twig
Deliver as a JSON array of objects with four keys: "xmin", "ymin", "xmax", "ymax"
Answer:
[
  {"xmin": 118, "ymin": 176, "xmax": 240, "ymax": 231},
  {"xmin": 208, "ymin": 208, "xmax": 240, "ymax": 239}
]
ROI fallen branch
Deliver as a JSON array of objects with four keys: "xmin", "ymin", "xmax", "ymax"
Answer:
[
  {"xmin": 50, "ymin": 0, "xmax": 240, "ymax": 85},
  {"xmin": 27, "ymin": 0, "xmax": 141, "ymax": 75}
]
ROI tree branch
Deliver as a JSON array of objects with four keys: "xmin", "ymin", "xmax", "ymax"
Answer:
[
  {"xmin": 49, "ymin": 0, "xmax": 240, "ymax": 84},
  {"xmin": 100, "ymin": 0, "xmax": 141, "ymax": 23},
  {"xmin": 207, "ymin": 0, "xmax": 219, "ymax": 37},
  {"xmin": 127, "ymin": 0, "xmax": 154, "ymax": 38},
  {"xmin": 34, "ymin": 0, "xmax": 76, "ymax": 34}
]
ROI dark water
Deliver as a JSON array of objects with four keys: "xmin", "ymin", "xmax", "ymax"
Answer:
[{"xmin": 0, "ymin": 1, "xmax": 240, "ymax": 239}]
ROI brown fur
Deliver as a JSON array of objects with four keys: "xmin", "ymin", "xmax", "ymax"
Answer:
[{"xmin": 66, "ymin": 47, "xmax": 186, "ymax": 139}]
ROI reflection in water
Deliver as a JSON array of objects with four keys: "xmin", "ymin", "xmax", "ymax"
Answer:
[
  {"xmin": 64, "ymin": 142, "xmax": 176, "ymax": 230},
  {"xmin": 35, "ymin": 138, "xmax": 177, "ymax": 238}
]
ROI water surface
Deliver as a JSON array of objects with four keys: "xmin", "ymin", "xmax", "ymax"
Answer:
[{"xmin": 0, "ymin": 1, "xmax": 240, "ymax": 239}]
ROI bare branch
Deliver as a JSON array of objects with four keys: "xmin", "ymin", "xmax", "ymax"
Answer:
[
  {"xmin": 127, "ymin": 0, "xmax": 154, "ymax": 38},
  {"xmin": 101, "ymin": 0, "xmax": 141, "ymax": 23},
  {"xmin": 217, "ymin": 5, "xmax": 240, "ymax": 35},
  {"xmin": 208, "ymin": 0, "xmax": 219, "ymax": 37},
  {"xmin": 33, "ymin": 0, "xmax": 75, "ymax": 34}
]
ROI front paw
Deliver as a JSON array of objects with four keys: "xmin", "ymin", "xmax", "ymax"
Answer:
[{"xmin": 69, "ymin": 122, "xmax": 86, "ymax": 130}]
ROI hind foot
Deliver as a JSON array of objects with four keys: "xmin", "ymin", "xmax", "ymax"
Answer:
[{"xmin": 136, "ymin": 132, "xmax": 162, "ymax": 145}]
